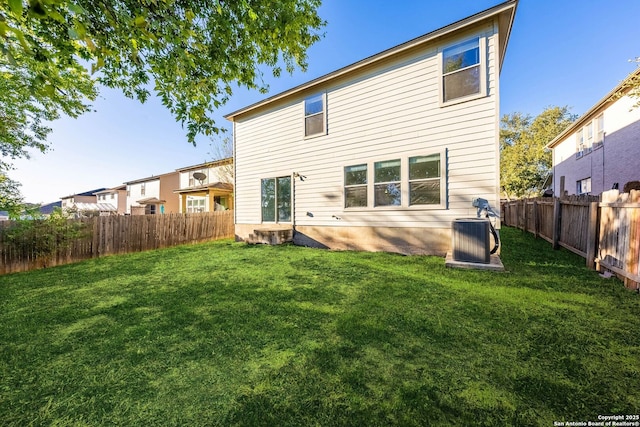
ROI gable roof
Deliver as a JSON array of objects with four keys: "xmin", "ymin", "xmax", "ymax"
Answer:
[
  {"xmin": 123, "ymin": 171, "xmax": 178, "ymax": 186},
  {"xmin": 94, "ymin": 185, "xmax": 126, "ymax": 195},
  {"xmin": 60, "ymin": 188, "xmax": 106, "ymax": 200},
  {"xmin": 176, "ymin": 158, "xmax": 233, "ymax": 173},
  {"xmin": 547, "ymin": 67, "xmax": 640, "ymax": 149},
  {"xmin": 225, "ymin": 0, "xmax": 517, "ymax": 122},
  {"xmin": 39, "ymin": 201, "xmax": 62, "ymax": 215}
]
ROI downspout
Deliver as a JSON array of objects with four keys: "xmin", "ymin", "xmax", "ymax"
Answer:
[
  {"xmin": 232, "ymin": 122, "xmax": 237, "ymax": 232},
  {"xmin": 291, "ymin": 172, "xmax": 296, "ymax": 238},
  {"xmin": 602, "ymin": 131, "xmax": 606, "ymax": 192}
]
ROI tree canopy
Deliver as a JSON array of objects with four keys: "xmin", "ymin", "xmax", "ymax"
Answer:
[
  {"xmin": 500, "ymin": 106, "xmax": 576, "ymax": 199},
  {"xmin": 1, "ymin": 0, "xmax": 325, "ymax": 211}
]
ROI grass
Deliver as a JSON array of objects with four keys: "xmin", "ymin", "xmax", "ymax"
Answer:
[{"xmin": 0, "ymin": 227, "xmax": 639, "ymax": 426}]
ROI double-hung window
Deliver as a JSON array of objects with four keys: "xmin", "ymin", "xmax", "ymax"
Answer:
[
  {"xmin": 261, "ymin": 176, "xmax": 291, "ymax": 222},
  {"xmin": 585, "ymin": 122, "xmax": 594, "ymax": 152},
  {"xmin": 577, "ymin": 177, "xmax": 591, "ymax": 195},
  {"xmin": 374, "ymin": 159, "xmax": 401, "ymax": 206},
  {"xmin": 304, "ymin": 93, "xmax": 325, "ymax": 137},
  {"xmin": 409, "ymin": 154, "xmax": 442, "ymax": 205},
  {"xmin": 576, "ymin": 128, "xmax": 585, "ymax": 157},
  {"xmin": 442, "ymin": 38, "xmax": 482, "ymax": 103},
  {"xmin": 595, "ymin": 114, "xmax": 604, "ymax": 148},
  {"xmin": 344, "ymin": 164, "xmax": 367, "ymax": 208}
]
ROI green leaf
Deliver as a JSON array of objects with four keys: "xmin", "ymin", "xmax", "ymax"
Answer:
[
  {"xmin": 134, "ymin": 16, "xmax": 146, "ymax": 28},
  {"xmin": 47, "ymin": 10, "xmax": 65, "ymax": 23},
  {"xmin": 8, "ymin": 0, "xmax": 23, "ymax": 17},
  {"xmin": 68, "ymin": 27, "xmax": 80, "ymax": 40},
  {"xmin": 68, "ymin": 3, "xmax": 84, "ymax": 14},
  {"xmin": 44, "ymin": 84, "xmax": 55, "ymax": 96},
  {"xmin": 10, "ymin": 26, "xmax": 30, "ymax": 52}
]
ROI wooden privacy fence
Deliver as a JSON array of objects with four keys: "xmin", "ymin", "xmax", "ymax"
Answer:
[
  {"xmin": 502, "ymin": 190, "xmax": 640, "ymax": 290},
  {"xmin": 0, "ymin": 211, "xmax": 234, "ymax": 275}
]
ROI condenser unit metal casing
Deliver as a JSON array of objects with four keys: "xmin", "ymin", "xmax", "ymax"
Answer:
[{"xmin": 451, "ymin": 218, "xmax": 490, "ymax": 264}]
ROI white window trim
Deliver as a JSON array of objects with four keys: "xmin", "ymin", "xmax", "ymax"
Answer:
[
  {"xmin": 577, "ymin": 177, "xmax": 591, "ymax": 195},
  {"xmin": 439, "ymin": 36, "xmax": 487, "ymax": 107},
  {"xmin": 343, "ymin": 149, "xmax": 447, "ymax": 211},
  {"xmin": 303, "ymin": 92, "xmax": 327, "ymax": 139}
]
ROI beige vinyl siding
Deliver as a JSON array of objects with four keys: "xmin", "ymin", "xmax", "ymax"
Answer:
[{"xmin": 235, "ymin": 23, "xmax": 499, "ymax": 229}]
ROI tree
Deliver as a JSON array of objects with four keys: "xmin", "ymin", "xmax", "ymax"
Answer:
[
  {"xmin": 208, "ymin": 136, "xmax": 234, "ymax": 183},
  {"xmin": 0, "ymin": 0, "xmax": 325, "ymax": 207},
  {"xmin": 612, "ymin": 58, "xmax": 640, "ymax": 109},
  {"xmin": 500, "ymin": 106, "xmax": 576, "ymax": 199},
  {"xmin": 0, "ymin": 172, "xmax": 23, "ymax": 217}
]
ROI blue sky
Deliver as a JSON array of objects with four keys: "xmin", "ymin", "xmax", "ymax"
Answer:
[{"xmin": 11, "ymin": 0, "xmax": 640, "ymax": 203}]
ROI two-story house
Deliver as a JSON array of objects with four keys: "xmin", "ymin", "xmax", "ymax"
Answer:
[
  {"xmin": 94, "ymin": 186, "xmax": 127, "ymax": 214},
  {"xmin": 60, "ymin": 188, "xmax": 105, "ymax": 210},
  {"xmin": 60, "ymin": 188, "xmax": 119, "ymax": 216},
  {"xmin": 174, "ymin": 158, "xmax": 234, "ymax": 213},
  {"xmin": 124, "ymin": 172, "xmax": 180, "ymax": 215},
  {"xmin": 547, "ymin": 68, "xmax": 640, "ymax": 196},
  {"xmin": 225, "ymin": 1, "xmax": 517, "ymax": 255}
]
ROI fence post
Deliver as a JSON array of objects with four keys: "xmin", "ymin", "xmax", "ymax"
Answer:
[
  {"xmin": 552, "ymin": 198, "xmax": 561, "ymax": 250},
  {"xmin": 524, "ymin": 198, "xmax": 529, "ymax": 234},
  {"xmin": 533, "ymin": 200, "xmax": 539, "ymax": 238},
  {"xmin": 585, "ymin": 201, "xmax": 599, "ymax": 270}
]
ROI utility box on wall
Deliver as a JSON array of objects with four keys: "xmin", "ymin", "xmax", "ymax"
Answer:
[{"xmin": 452, "ymin": 219, "xmax": 490, "ymax": 264}]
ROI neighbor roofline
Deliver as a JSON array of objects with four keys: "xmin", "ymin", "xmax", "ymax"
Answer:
[
  {"xmin": 175, "ymin": 157, "xmax": 233, "ymax": 173},
  {"xmin": 123, "ymin": 171, "xmax": 178, "ymax": 185},
  {"xmin": 546, "ymin": 67, "xmax": 640, "ymax": 149},
  {"xmin": 224, "ymin": 0, "xmax": 517, "ymax": 121}
]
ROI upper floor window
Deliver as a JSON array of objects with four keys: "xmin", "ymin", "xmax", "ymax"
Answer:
[
  {"xmin": 304, "ymin": 93, "xmax": 325, "ymax": 137},
  {"xmin": 442, "ymin": 38, "xmax": 482, "ymax": 103},
  {"xmin": 576, "ymin": 114, "xmax": 605, "ymax": 157},
  {"xmin": 595, "ymin": 114, "xmax": 604, "ymax": 148},
  {"xmin": 140, "ymin": 183, "xmax": 146, "ymax": 196}
]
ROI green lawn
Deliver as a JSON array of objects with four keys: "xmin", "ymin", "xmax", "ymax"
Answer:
[{"xmin": 1, "ymin": 227, "xmax": 638, "ymax": 426}]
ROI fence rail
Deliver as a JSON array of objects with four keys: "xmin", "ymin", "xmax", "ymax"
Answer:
[
  {"xmin": 502, "ymin": 190, "xmax": 640, "ymax": 290},
  {"xmin": 0, "ymin": 211, "xmax": 234, "ymax": 275}
]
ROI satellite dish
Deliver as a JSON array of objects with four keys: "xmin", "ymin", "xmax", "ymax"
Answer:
[{"xmin": 193, "ymin": 172, "xmax": 206, "ymax": 185}]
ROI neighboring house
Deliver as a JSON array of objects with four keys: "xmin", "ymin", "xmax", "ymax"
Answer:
[
  {"xmin": 94, "ymin": 186, "xmax": 127, "ymax": 214},
  {"xmin": 0, "ymin": 211, "xmax": 9, "ymax": 221},
  {"xmin": 225, "ymin": 1, "xmax": 517, "ymax": 255},
  {"xmin": 174, "ymin": 158, "xmax": 234, "ymax": 213},
  {"xmin": 124, "ymin": 172, "xmax": 180, "ymax": 215},
  {"xmin": 60, "ymin": 188, "xmax": 106, "ymax": 212},
  {"xmin": 547, "ymin": 68, "xmax": 640, "ymax": 196}
]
